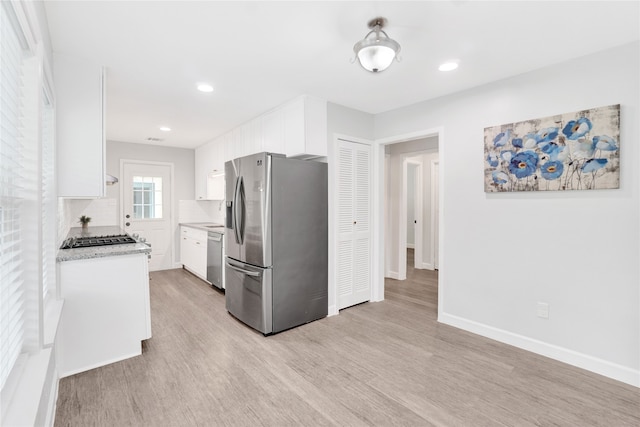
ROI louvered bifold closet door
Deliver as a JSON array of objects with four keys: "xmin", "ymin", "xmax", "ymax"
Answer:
[{"xmin": 336, "ymin": 139, "xmax": 371, "ymax": 310}]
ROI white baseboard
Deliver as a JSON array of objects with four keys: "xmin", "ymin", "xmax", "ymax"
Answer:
[
  {"xmin": 386, "ymin": 270, "xmax": 400, "ymax": 280},
  {"xmin": 418, "ymin": 262, "xmax": 434, "ymax": 270},
  {"xmin": 328, "ymin": 304, "xmax": 338, "ymax": 316},
  {"xmin": 439, "ymin": 312, "xmax": 640, "ymax": 388}
]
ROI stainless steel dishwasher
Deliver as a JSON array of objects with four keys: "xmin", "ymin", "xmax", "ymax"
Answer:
[{"xmin": 206, "ymin": 230, "xmax": 224, "ymax": 289}]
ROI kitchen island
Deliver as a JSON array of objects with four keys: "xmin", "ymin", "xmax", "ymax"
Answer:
[{"xmin": 56, "ymin": 226, "xmax": 152, "ymax": 378}]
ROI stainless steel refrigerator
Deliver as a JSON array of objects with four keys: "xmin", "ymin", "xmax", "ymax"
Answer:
[{"xmin": 224, "ymin": 152, "xmax": 328, "ymax": 335}]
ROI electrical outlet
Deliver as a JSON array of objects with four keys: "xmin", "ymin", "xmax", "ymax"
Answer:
[{"xmin": 537, "ymin": 302, "xmax": 549, "ymax": 319}]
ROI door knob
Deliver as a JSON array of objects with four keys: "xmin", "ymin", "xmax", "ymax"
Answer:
[
  {"xmin": 126, "ymin": 214, "xmax": 130, "ymax": 218},
  {"xmin": 126, "ymin": 222, "xmax": 130, "ymax": 226}
]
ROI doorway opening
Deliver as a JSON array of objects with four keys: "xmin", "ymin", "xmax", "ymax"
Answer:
[{"xmin": 378, "ymin": 129, "xmax": 441, "ymax": 317}]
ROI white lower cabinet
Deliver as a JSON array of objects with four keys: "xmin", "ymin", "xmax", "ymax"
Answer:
[
  {"xmin": 57, "ymin": 253, "xmax": 151, "ymax": 377},
  {"xmin": 180, "ymin": 226, "xmax": 207, "ymax": 279}
]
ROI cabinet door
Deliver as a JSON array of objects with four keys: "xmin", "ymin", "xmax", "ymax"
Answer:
[
  {"xmin": 192, "ymin": 238, "xmax": 207, "ymax": 278},
  {"xmin": 222, "ymin": 132, "xmax": 234, "ymax": 162},
  {"xmin": 55, "ymin": 54, "xmax": 105, "ymax": 197},
  {"xmin": 261, "ymin": 108, "xmax": 285, "ymax": 154},
  {"xmin": 206, "ymin": 173, "xmax": 225, "ymax": 200},
  {"xmin": 282, "ymin": 95, "xmax": 327, "ymax": 158},
  {"xmin": 195, "ymin": 142, "xmax": 214, "ymax": 200},
  {"xmin": 283, "ymin": 97, "xmax": 305, "ymax": 157},
  {"xmin": 211, "ymin": 138, "xmax": 225, "ymax": 172},
  {"xmin": 180, "ymin": 227, "xmax": 191, "ymax": 265},
  {"xmin": 336, "ymin": 139, "xmax": 371, "ymax": 310}
]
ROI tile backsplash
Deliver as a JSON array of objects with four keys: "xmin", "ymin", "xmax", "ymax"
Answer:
[
  {"xmin": 179, "ymin": 200, "xmax": 225, "ymax": 224},
  {"xmin": 58, "ymin": 198, "xmax": 119, "ymax": 242}
]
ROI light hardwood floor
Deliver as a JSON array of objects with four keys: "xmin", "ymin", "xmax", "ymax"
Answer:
[{"xmin": 55, "ymin": 251, "xmax": 639, "ymax": 426}]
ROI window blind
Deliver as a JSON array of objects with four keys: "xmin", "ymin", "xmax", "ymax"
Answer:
[
  {"xmin": 0, "ymin": 3, "xmax": 26, "ymax": 391},
  {"xmin": 41, "ymin": 93, "xmax": 54, "ymax": 302}
]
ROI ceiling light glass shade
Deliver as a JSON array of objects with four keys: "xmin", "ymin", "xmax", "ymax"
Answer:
[
  {"xmin": 438, "ymin": 62, "xmax": 459, "ymax": 72},
  {"xmin": 197, "ymin": 84, "xmax": 214, "ymax": 92},
  {"xmin": 354, "ymin": 20, "xmax": 400, "ymax": 73}
]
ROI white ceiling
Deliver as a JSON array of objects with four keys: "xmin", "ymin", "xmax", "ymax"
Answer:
[{"xmin": 43, "ymin": 1, "xmax": 639, "ymax": 150}]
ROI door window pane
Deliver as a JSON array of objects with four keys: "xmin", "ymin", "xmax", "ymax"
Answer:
[{"xmin": 132, "ymin": 176, "xmax": 163, "ymax": 219}]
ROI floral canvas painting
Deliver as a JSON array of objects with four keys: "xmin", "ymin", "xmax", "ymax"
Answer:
[{"xmin": 484, "ymin": 104, "xmax": 620, "ymax": 192}]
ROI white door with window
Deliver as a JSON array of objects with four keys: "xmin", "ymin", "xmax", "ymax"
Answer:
[
  {"xmin": 337, "ymin": 139, "xmax": 372, "ymax": 310},
  {"xmin": 122, "ymin": 161, "xmax": 173, "ymax": 271}
]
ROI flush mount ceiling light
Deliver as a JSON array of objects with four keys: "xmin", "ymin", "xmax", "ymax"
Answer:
[
  {"xmin": 159, "ymin": 126, "xmax": 171, "ymax": 132},
  {"xmin": 353, "ymin": 17, "xmax": 401, "ymax": 73},
  {"xmin": 197, "ymin": 83, "xmax": 214, "ymax": 93}
]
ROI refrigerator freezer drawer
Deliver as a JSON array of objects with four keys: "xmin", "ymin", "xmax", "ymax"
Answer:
[{"xmin": 225, "ymin": 258, "xmax": 273, "ymax": 334}]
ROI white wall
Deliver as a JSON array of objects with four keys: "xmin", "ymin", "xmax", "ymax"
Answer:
[{"xmin": 374, "ymin": 42, "xmax": 640, "ymax": 386}]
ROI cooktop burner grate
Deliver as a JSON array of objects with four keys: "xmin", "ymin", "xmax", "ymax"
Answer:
[{"xmin": 60, "ymin": 234, "xmax": 137, "ymax": 249}]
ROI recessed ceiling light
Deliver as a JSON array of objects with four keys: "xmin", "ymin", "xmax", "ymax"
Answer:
[
  {"xmin": 197, "ymin": 83, "xmax": 214, "ymax": 93},
  {"xmin": 159, "ymin": 126, "xmax": 171, "ymax": 132},
  {"xmin": 439, "ymin": 62, "xmax": 459, "ymax": 72}
]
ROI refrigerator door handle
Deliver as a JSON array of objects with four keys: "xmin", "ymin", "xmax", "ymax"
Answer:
[
  {"xmin": 233, "ymin": 176, "xmax": 241, "ymax": 244},
  {"xmin": 237, "ymin": 176, "xmax": 246, "ymax": 244},
  {"xmin": 226, "ymin": 259, "xmax": 261, "ymax": 277}
]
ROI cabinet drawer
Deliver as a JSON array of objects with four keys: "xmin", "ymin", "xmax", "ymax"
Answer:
[{"xmin": 181, "ymin": 226, "xmax": 207, "ymax": 242}]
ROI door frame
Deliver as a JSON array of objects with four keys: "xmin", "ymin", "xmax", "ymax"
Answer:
[
  {"xmin": 328, "ymin": 134, "xmax": 375, "ymax": 316},
  {"xmin": 399, "ymin": 157, "xmax": 423, "ymax": 279},
  {"xmin": 374, "ymin": 127, "xmax": 445, "ymax": 320},
  {"xmin": 431, "ymin": 159, "xmax": 440, "ymax": 270},
  {"xmin": 119, "ymin": 159, "xmax": 176, "ymax": 269}
]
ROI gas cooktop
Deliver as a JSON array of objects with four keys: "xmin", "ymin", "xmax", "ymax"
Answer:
[{"xmin": 60, "ymin": 234, "xmax": 137, "ymax": 249}]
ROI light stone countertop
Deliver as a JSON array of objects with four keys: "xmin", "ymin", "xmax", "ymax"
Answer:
[
  {"xmin": 56, "ymin": 226, "xmax": 152, "ymax": 262},
  {"xmin": 179, "ymin": 222, "xmax": 225, "ymax": 233}
]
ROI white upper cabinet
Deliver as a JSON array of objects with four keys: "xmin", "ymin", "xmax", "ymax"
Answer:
[
  {"xmin": 196, "ymin": 95, "xmax": 327, "ymax": 201},
  {"xmin": 195, "ymin": 138, "xmax": 225, "ymax": 200},
  {"xmin": 223, "ymin": 95, "xmax": 327, "ymax": 162},
  {"xmin": 261, "ymin": 108, "xmax": 285, "ymax": 154},
  {"xmin": 55, "ymin": 54, "xmax": 105, "ymax": 198},
  {"xmin": 282, "ymin": 95, "xmax": 327, "ymax": 158}
]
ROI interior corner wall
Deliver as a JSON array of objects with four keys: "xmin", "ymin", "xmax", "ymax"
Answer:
[{"xmin": 374, "ymin": 42, "xmax": 640, "ymax": 386}]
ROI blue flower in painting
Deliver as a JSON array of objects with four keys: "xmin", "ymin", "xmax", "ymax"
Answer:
[
  {"xmin": 500, "ymin": 150, "xmax": 515, "ymax": 162},
  {"xmin": 540, "ymin": 161, "xmax": 564, "ymax": 180},
  {"xmin": 523, "ymin": 133, "xmax": 539, "ymax": 148},
  {"xmin": 486, "ymin": 152, "xmax": 499, "ymax": 167},
  {"xmin": 593, "ymin": 135, "xmax": 618, "ymax": 151},
  {"xmin": 581, "ymin": 158, "xmax": 608, "ymax": 173},
  {"xmin": 492, "ymin": 171, "xmax": 509, "ymax": 185},
  {"xmin": 512, "ymin": 138, "xmax": 523, "ymax": 148},
  {"xmin": 536, "ymin": 127, "xmax": 559, "ymax": 144},
  {"xmin": 539, "ymin": 142, "xmax": 567, "ymax": 161},
  {"xmin": 493, "ymin": 130, "xmax": 511, "ymax": 147},
  {"xmin": 508, "ymin": 151, "xmax": 539, "ymax": 179},
  {"xmin": 562, "ymin": 117, "xmax": 592, "ymax": 140},
  {"xmin": 574, "ymin": 138, "xmax": 596, "ymax": 157}
]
